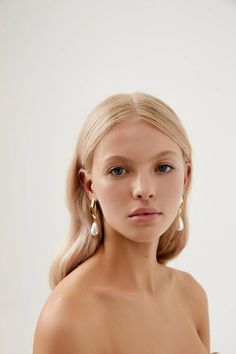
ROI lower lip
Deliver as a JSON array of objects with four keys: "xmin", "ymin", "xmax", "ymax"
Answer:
[{"xmin": 129, "ymin": 213, "xmax": 161, "ymax": 222}]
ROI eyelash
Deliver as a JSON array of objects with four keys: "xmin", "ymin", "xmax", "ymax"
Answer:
[{"xmin": 108, "ymin": 164, "xmax": 175, "ymax": 176}]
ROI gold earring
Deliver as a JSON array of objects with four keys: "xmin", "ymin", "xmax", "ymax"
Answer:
[
  {"xmin": 176, "ymin": 196, "xmax": 184, "ymax": 231},
  {"xmin": 90, "ymin": 198, "xmax": 99, "ymax": 237}
]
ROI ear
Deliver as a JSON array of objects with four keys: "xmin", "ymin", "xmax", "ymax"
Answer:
[
  {"xmin": 78, "ymin": 168, "xmax": 95, "ymax": 200},
  {"xmin": 183, "ymin": 162, "xmax": 191, "ymax": 191}
]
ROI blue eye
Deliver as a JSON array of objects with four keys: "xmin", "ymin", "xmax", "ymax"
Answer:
[
  {"xmin": 109, "ymin": 167, "xmax": 127, "ymax": 176},
  {"xmin": 158, "ymin": 164, "xmax": 174, "ymax": 173}
]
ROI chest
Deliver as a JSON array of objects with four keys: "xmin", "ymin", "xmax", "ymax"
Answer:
[{"xmin": 77, "ymin": 288, "xmax": 209, "ymax": 354}]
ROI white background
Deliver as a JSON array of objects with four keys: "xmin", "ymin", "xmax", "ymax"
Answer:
[{"xmin": 1, "ymin": 0, "xmax": 235, "ymax": 353}]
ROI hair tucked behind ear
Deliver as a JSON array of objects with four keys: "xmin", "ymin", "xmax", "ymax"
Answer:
[{"xmin": 49, "ymin": 92, "xmax": 192, "ymax": 289}]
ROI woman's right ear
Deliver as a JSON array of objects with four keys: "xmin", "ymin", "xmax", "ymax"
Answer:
[{"xmin": 78, "ymin": 168, "xmax": 93, "ymax": 199}]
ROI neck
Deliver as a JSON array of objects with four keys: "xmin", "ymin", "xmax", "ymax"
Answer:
[{"xmin": 94, "ymin": 223, "xmax": 165, "ymax": 296}]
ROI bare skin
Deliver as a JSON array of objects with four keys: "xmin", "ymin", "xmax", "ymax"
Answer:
[
  {"xmin": 33, "ymin": 118, "xmax": 211, "ymax": 353},
  {"xmin": 33, "ymin": 246, "xmax": 210, "ymax": 354}
]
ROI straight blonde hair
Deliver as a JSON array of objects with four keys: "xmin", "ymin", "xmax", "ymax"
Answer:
[{"xmin": 49, "ymin": 92, "xmax": 192, "ymax": 289}]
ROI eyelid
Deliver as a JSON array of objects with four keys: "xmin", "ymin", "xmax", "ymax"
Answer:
[{"xmin": 158, "ymin": 160, "xmax": 175, "ymax": 166}]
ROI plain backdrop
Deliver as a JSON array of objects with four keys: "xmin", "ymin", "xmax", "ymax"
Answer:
[{"xmin": 1, "ymin": 0, "xmax": 235, "ymax": 353}]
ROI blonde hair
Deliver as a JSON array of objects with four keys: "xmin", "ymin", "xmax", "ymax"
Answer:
[{"xmin": 49, "ymin": 92, "xmax": 192, "ymax": 289}]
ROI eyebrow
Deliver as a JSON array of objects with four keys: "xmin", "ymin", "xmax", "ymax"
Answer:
[{"xmin": 104, "ymin": 150, "xmax": 180, "ymax": 163}]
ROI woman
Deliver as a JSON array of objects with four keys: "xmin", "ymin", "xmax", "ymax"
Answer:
[{"xmin": 33, "ymin": 92, "xmax": 219, "ymax": 354}]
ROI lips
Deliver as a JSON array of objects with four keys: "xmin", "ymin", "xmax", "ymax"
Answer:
[{"xmin": 129, "ymin": 207, "xmax": 161, "ymax": 217}]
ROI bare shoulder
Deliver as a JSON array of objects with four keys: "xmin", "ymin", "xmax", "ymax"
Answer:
[
  {"xmin": 33, "ymin": 294, "xmax": 77, "ymax": 354},
  {"xmin": 167, "ymin": 266, "xmax": 210, "ymax": 351},
  {"xmin": 168, "ymin": 266, "xmax": 208, "ymax": 299},
  {"xmin": 33, "ymin": 272, "xmax": 88, "ymax": 354}
]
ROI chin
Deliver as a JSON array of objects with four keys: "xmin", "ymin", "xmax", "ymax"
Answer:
[{"xmin": 124, "ymin": 231, "xmax": 162, "ymax": 243}]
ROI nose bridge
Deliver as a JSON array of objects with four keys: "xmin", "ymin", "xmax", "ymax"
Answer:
[{"xmin": 136, "ymin": 169, "xmax": 149, "ymax": 186}]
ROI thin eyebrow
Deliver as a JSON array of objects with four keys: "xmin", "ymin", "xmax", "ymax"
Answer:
[{"xmin": 104, "ymin": 150, "xmax": 179, "ymax": 163}]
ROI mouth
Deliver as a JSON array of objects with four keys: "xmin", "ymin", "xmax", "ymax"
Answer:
[
  {"xmin": 130, "ymin": 212, "xmax": 158, "ymax": 216},
  {"xmin": 129, "ymin": 213, "xmax": 162, "ymax": 222},
  {"xmin": 129, "ymin": 207, "xmax": 161, "ymax": 217}
]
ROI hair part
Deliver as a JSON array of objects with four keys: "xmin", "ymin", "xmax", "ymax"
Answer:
[{"xmin": 49, "ymin": 92, "xmax": 192, "ymax": 289}]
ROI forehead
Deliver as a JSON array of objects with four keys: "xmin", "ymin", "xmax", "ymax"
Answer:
[{"xmin": 93, "ymin": 118, "xmax": 183, "ymax": 162}]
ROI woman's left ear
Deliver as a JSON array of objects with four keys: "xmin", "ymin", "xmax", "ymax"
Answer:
[
  {"xmin": 78, "ymin": 168, "xmax": 94, "ymax": 199},
  {"xmin": 183, "ymin": 163, "xmax": 191, "ymax": 190}
]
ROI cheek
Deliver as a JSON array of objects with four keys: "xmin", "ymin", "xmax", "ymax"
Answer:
[
  {"xmin": 158, "ymin": 173, "xmax": 184, "ymax": 208},
  {"xmin": 163, "ymin": 177, "xmax": 183, "ymax": 198},
  {"xmin": 163, "ymin": 178, "xmax": 184, "ymax": 216},
  {"xmin": 94, "ymin": 179, "xmax": 128, "ymax": 213}
]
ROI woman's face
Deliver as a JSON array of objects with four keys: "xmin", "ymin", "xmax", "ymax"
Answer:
[{"xmin": 87, "ymin": 118, "xmax": 190, "ymax": 243}]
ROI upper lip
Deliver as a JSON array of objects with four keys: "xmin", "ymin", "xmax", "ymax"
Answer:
[{"xmin": 129, "ymin": 207, "xmax": 161, "ymax": 217}]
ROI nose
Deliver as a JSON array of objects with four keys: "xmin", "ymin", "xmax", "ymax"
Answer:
[{"xmin": 132, "ymin": 174, "xmax": 155, "ymax": 200}]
